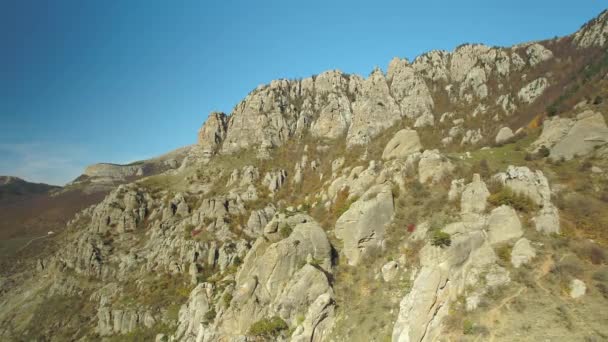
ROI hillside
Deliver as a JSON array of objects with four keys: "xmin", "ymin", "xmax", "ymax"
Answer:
[{"xmin": 1, "ymin": 10, "xmax": 608, "ymax": 342}]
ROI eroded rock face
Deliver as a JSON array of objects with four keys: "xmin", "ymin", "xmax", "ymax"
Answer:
[
  {"xmin": 495, "ymin": 166, "xmax": 560, "ymax": 234},
  {"xmin": 218, "ymin": 217, "xmax": 334, "ymax": 335},
  {"xmin": 197, "ymin": 112, "xmax": 228, "ymax": 157},
  {"xmin": 347, "ymin": 69, "xmax": 402, "ymax": 146},
  {"xmin": 335, "ymin": 184, "xmax": 394, "ymax": 265},
  {"xmin": 518, "ymin": 77, "xmax": 548, "ymax": 104},
  {"xmin": 533, "ymin": 111, "xmax": 608, "ymax": 160},
  {"xmin": 574, "ymin": 10, "xmax": 608, "ymax": 48},
  {"xmin": 382, "ymin": 129, "xmax": 422, "ymax": 160}
]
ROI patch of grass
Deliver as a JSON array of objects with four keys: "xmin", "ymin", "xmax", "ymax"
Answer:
[
  {"xmin": 248, "ymin": 316, "xmax": 289, "ymax": 338},
  {"xmin": 431, "ymin": 231, "xmax": 451, "ymax": 248},
  {"xmin": 488, "ymin": 187, "xmax": 537, "ymax": 213}
]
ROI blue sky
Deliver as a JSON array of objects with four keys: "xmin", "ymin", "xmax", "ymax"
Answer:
[{"xmin": 1, "ymin": 1, "xmax": 605, "ymax": 185}]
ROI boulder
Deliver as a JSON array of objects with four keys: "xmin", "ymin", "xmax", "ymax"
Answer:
[
  {"xmin": 511, "ymin": 238, "xmax": 536, "ymax": 268},
  {"xmin": 335, "ymin": 185, "xmax": 394, "ymax": 265},
  {"xmin": 570, "ymin": 279, "xmax": 587, "ymax": 299},
  {"xmin": 382, "ymin": 129, "xmax": 422, "ymax": 160},
  {"xmin": 548, "ymin": 111, "xmax": 608, "ymax": 160},
  {"xmin": 486, "ymin": 205, "xmax": 523, "ymax": 245},
  {"xmin": 495, "ymin": 126, "xmax": 514, "ymax": 144},
  {"xmin": 381, "ymin": 261, "xmax": 400, "ymax": 282}
]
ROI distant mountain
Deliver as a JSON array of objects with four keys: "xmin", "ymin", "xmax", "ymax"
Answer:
[{"xmin": 0, "ymin": 176, "xmax": 59, "ymax": 200}]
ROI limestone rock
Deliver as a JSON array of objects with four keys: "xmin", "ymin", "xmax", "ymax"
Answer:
[
  {"xmin": 574, "ymin": 10, "xmax": 608, "ymax": 48},
  {"xmin": 347, "ymin": 69, "xmax": 402, "ymax": 146},
  {"xmin": 335, "ymin": 184, "xmax": 394, "ymax": 265},
  {"xmin": 418, "ymin": 150, "xmax": 454, "ymax": 184},
  {"xmin": 381, "ymin": 129, "xmax": 422, "ymax": 160},
  {"xmin": 392, "ymin": 266, "xmax": 449, "ymax": 342},
  {"xmin": 381, "ymin": 261, "xmax": 400, "ymax": 282},
  {"xmin": 461, "ymin": 129, "xmax": 483, "ymax": 145},
  {"xmin": 548, "ymin": 111, "xmax": 608, "ymax": 160},
  {"xmin": 387, "ymin": 57, "xmax": 435, "ymax": 119},
  {"xmin": 570, "ymin": 279, "xmax": 587, "ymax": 299},
  {"xmin": 448, "ymin": 178, "xmax": 466, "ymax": 202},
  {"xmin": 511, "ymin": 238, "xmax": 536, "ymax": 268},
  {"xmin": 533, "ymin": 204, "xmax": 560, "ymax": 234},
  {"xmin": 290, "ymin": 293, "xmax": 335, "ymax": 342},
  {"xmin": 460, "ymin": 174, "xmax": 490, "ymax": 214},
  {"xmin": 173, "ymin": 283, "xmax": 215, "ymax": 341},
  {"xmin": 486, "ymin": 205, "xmax": 523, "ymax": 245},
  {"xmin": 495, "ymin": 126, "xmax": 515, "ymax": 144},
  {"xmin": 197, "ymin": 111, "xmax": 228, "ymax": 157},
  {"xmin": 518, "ymin": 77, "xmax": 548, "ymax": 104},
  {"xmin": 413, "ymin": 112, "xmax": 435, "ymax": 128},
  {"xmin": 525, "ymin": 43, "xmax": 553, "ymax": 67}
]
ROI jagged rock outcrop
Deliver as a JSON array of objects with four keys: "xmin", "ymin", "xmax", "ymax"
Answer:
[
  {"xmin": 495, "ymin": 166, "xmax": 560, "ymax": 234},
  {"xmin": 382, "ymin": 129, "xmax": 422, "ymax": 160},
  {"xmin": 387, "ymin": 58, "xmax": 434, "ymax": 120},
  {"xmin": 347, "ymin": 69, "xmax": 402, "ymax": 146},
  {"xmin": 335, "ymin": 184, "xmax": 394, "ymax": 266},
  {"xmin": 574, "ymin": 10, "xmax": 608, "ymax": 48},
  {"xmin": 217, "ymin": 217, "xmax": 334, "ymax": 335},
  {"xmin": 197, "ymin": 111, "xmax": 228, "ymax": 157},
  {"xmin": 518, "ymin": 77, "xmax": 548, "ymax": 104}
]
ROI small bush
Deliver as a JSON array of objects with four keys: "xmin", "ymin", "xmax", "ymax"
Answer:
[
  {"xmin": 222, "ymin": 293, "xmax": 233, "ymax": 307},
  {"xmin": 596, "ymin": 283, "xmax": 608, "ymax": 299},
  {"xmin": 279, "ymin": 224, "xmax": 293, "ymax": 238},
  {"xmin": 463, "ymin": 319, "xmax": 475, "ymax": 335},
  {"xmin": 594, "ymin": 95, "xmax": 603, "ymax": 105},
  {"xmin": 248, "ymin": 316, "xmax": 289, "ymax": 337},
  {"xmin": 497, "ymin": 245, "xmax": 512, "ymax": 263},
  {"xmin": 488, "ymin": 187, "xmax": 537, "ymax": 212},
  {"xmin": 538, "ymin": 145, "xmax": 550, "ymax": 158},
  {"xmin": 203, "ymin": 308, "xmax": 216, "ymax": 323},
  {"xmin": 431, "ymin": 231, "xmax": 451, "ymax": 248},
  {"xmin": 575, "ymin": 241, "xmax": 606, "ymax": 265}
]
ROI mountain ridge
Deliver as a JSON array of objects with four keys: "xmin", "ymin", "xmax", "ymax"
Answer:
[{"xmin": 1, "ymin": 9, "xmax": 608, "ymax": 342}]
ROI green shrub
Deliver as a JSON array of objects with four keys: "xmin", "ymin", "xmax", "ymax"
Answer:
[
  {"xmin": 222, "ymin": 293, "xmax": 233, "ymax": 307},
  {"xmin": 203, "ymin": 308, "xmax": 216, "ymax": 323},
  {"xmin": 497, "ymin": 245, "xmax": 512, "ymax": 263},
  {"xmin": 248, "ymin": 316, "xmax": 289, "ymax": 337},
  {"xmin": 431, "ymin": 231, "xmax": 451, "ymax": 248},
  {"xmin": 488, "ymin": 187, "xmax": 536, "ymax": 212},
  {"xmin": 538, "ymin": 145, "xmax": 550, "ymax": 158},
  {"xmin": 463, "ymin": 319, "xmax": 475, "ymax": 335},
  {"xmin": 279, "ymin": 224, "xmax": 293, "ymax": 238}
]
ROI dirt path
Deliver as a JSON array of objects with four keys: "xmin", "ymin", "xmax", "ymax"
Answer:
[{"xmin": 16, "ymin": 234, "xmax": 49, "ymax": 253}]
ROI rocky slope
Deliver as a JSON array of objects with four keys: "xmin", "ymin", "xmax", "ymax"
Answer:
[{"xmin": 2, "ymin": 10, "xmax": 608, "ymax": 342}]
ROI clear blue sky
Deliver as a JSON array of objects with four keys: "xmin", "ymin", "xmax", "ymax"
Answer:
[{"xmin": 1, "ymin": 1, "xmax": 605, "ymax": 185}]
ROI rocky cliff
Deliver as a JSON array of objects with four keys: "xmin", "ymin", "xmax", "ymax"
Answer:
[{"xmin": 2, "ymin": 10, "xmax": 608, "ymax": 342}]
